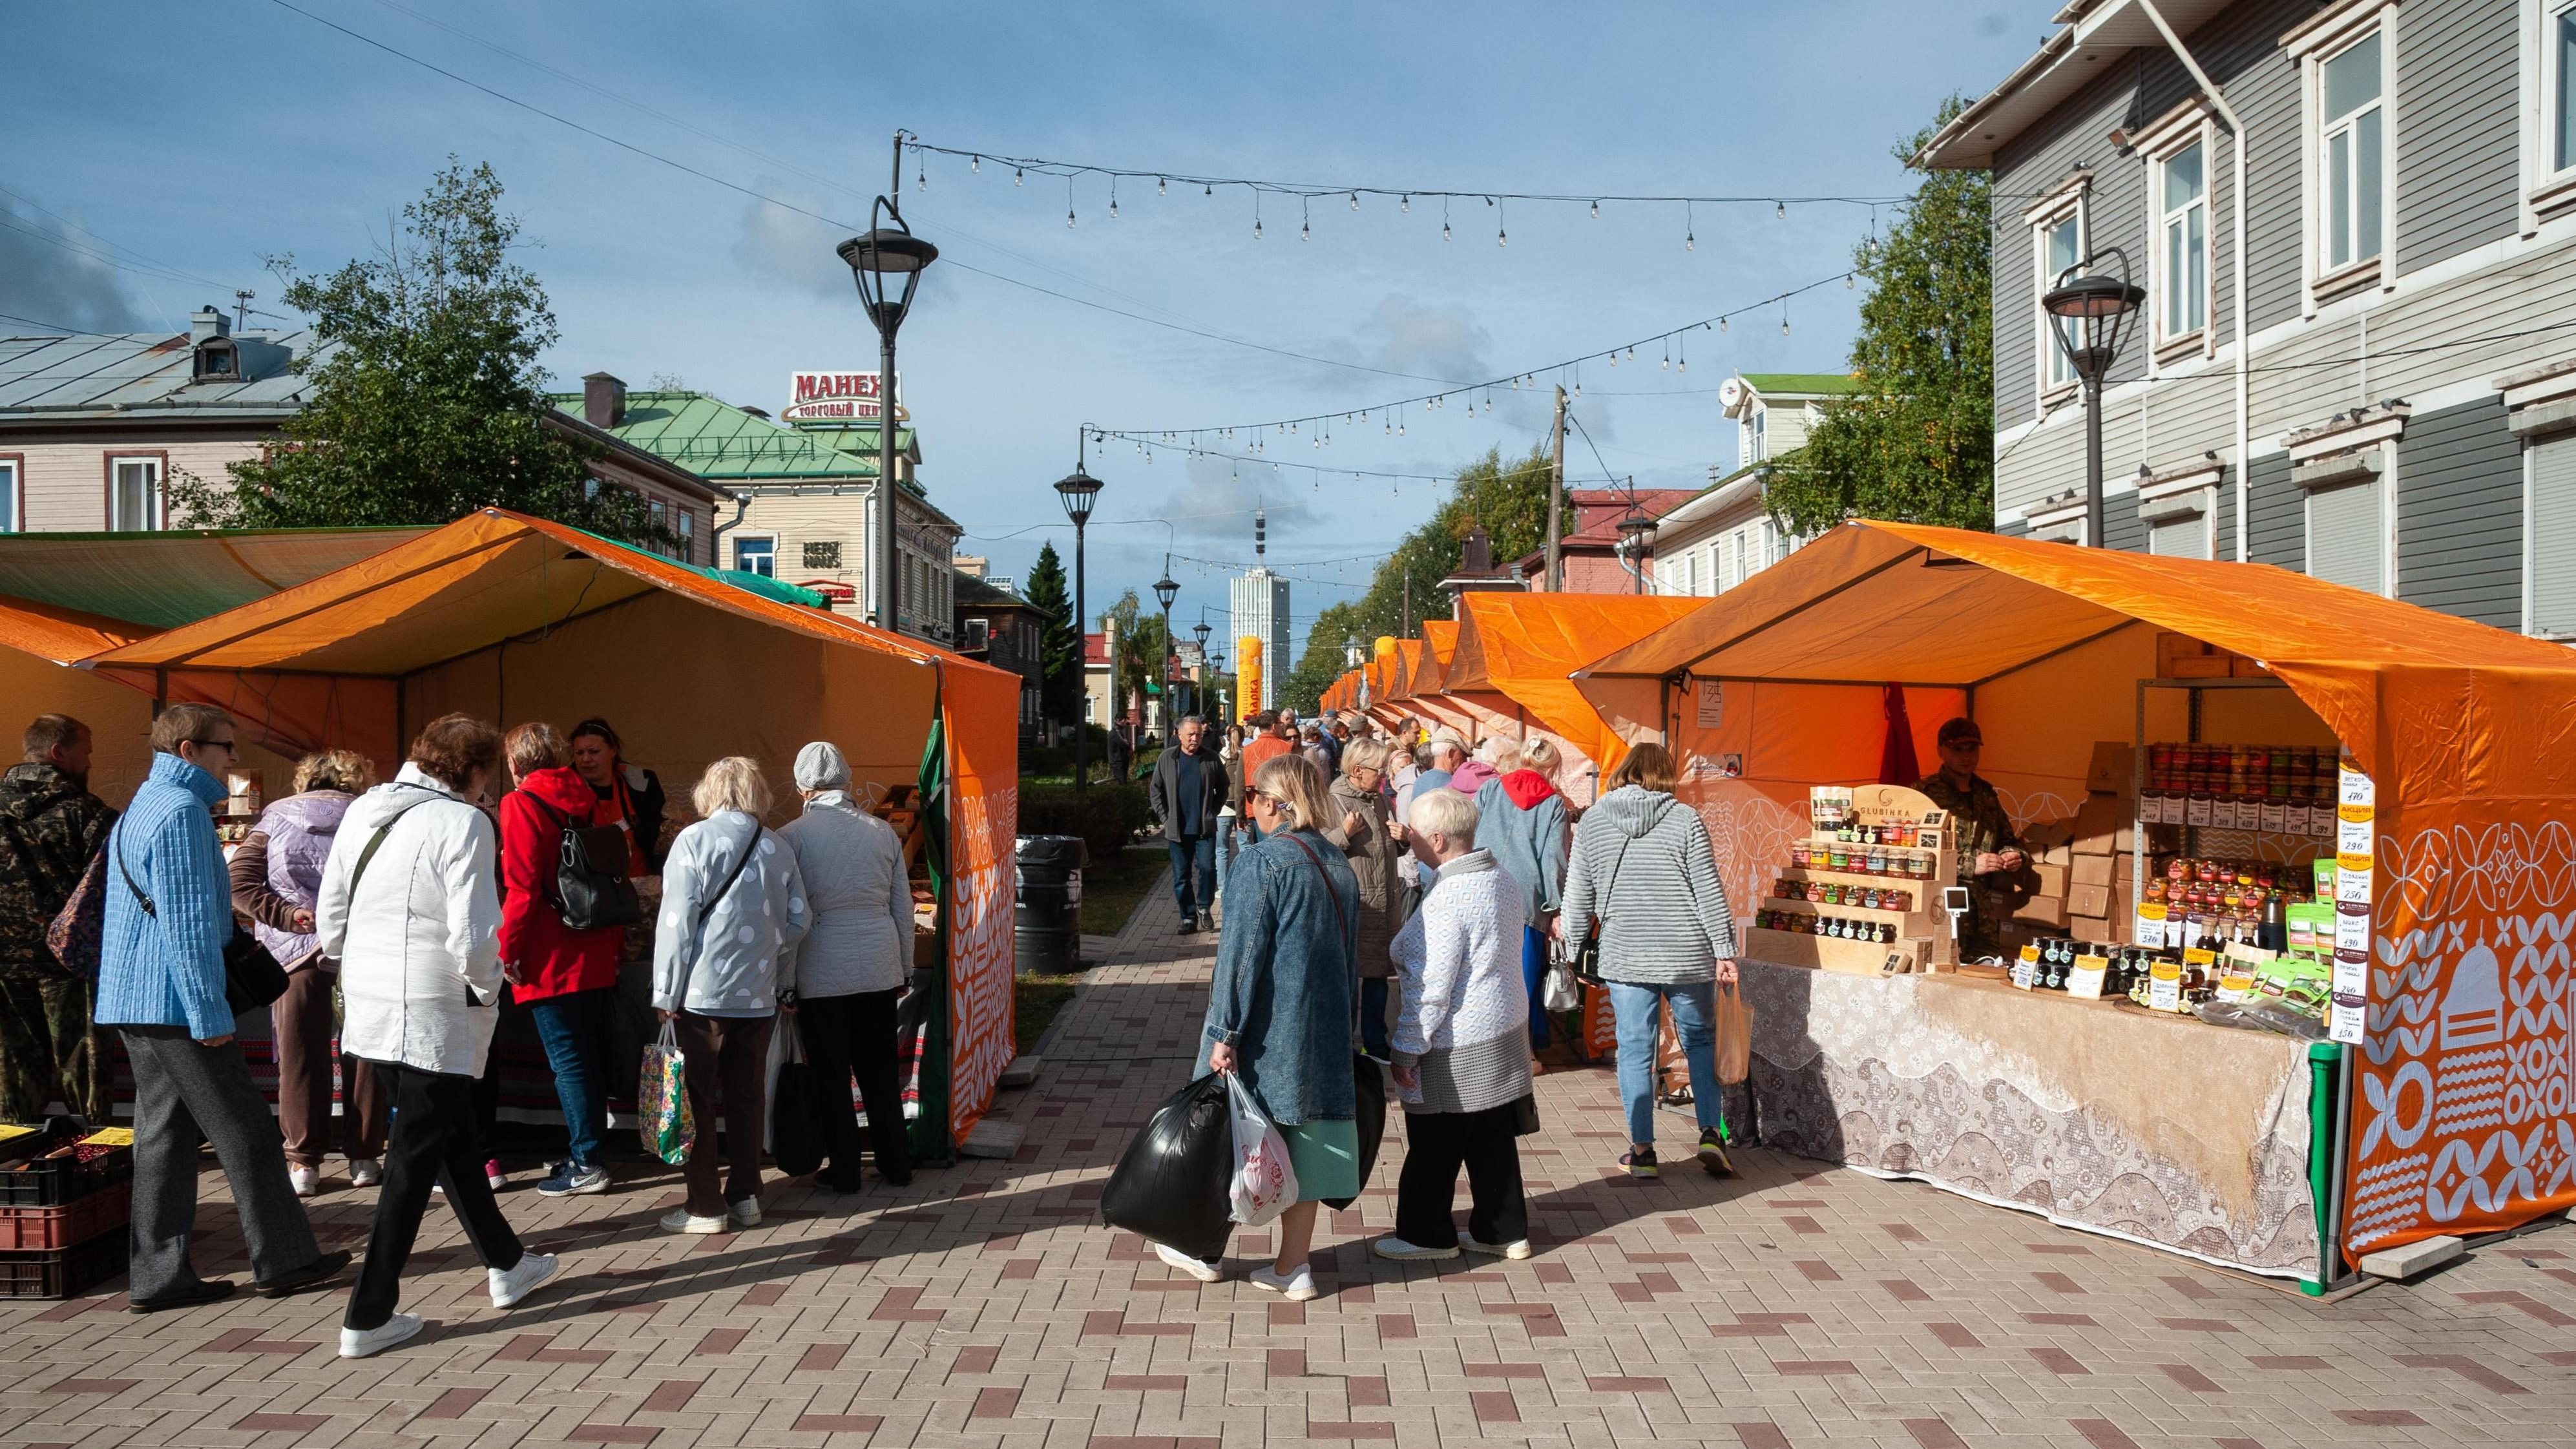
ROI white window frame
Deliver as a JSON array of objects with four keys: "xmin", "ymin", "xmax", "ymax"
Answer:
[
  {"xmin": 2026, "ymin": 174, "xmax": 2090, "ymax": 407},
  {"xmin": 2523, "ymin": 428, "xmax": 2576, "ymax": 638},
  {"xmin": 732, "ymin": 533, "xmax": 777, "ymax": 578},
  {"xmin": 2142, "ymin": 105, "xmax": 2215, "ymax": 359},
  {"xmin": 0, "ymin": 455, "xmax": 20, "ymax": 533},
  {"xmin": 2522, "ymin": 0, "xmax": 2576, "ymax": 225},
  {"xmin": 105, "ymin": 453, "xmax": 163, "ymax": 530},
  {"xmin": 675, "ymin": 507, "xmax": 695, "ymax": 564},
  {"xmin": 2303, "ymin": 470, "xmax": 2391, "ymax": 598},
  {"xmin": 2292, "ymin": 1, "xmax": 2398, "ymax": 309}
]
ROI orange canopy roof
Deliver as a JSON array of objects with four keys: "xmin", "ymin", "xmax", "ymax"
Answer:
[
  {"xmin": 0, "ymin": 592, "xmax": 145, "ymax": 665},
  {"xmin": 1441, "ymin": 592, "xmax": 1706, "ymax": 770}
]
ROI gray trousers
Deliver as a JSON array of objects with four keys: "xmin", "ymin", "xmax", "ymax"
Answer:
[{"xmin": 121, "ymin": 1026, "xmax": 321, "ymax": 1302}]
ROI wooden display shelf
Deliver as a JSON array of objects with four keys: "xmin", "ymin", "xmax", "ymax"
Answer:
[
  {"xmin": 1759, "ymin": 897, "xmax": 1927, "ymax": 928},
  {"xmin": 1745, "ymin": 924, "xmax": 1930, "ymax": 976}
]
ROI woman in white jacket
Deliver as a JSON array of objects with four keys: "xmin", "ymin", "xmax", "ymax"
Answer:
[
  {"xmin": 317, "ymin": 714, "xmax": 559, "ymax": 1359},
  {"xmin": 653, "ymin": 756, "xmax": 810, "ymax": 1234},
  {"xmin": 777, "ymin": 742, "xmax": 913, "ymax": 1193},
  {"xmin": 1373, "ymin": 788, "xmax": 1538, "ymax": 1263}
]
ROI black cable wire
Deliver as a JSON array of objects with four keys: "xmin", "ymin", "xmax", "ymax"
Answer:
[{"xmin": 905, "ymin": 140, "xmax": 1912, "ymax": 210}]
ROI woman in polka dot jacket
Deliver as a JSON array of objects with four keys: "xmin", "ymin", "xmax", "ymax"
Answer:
[{"xmin": 653, "ymin": 756, "xmax": 812, "ymax": 1233}]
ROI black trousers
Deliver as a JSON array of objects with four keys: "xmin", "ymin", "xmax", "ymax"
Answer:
[
  {"xmin": 801, "ymin": 988, "xmax": 911, "ymax": 1188},
  {"xmin": 1392, "ymin": 1101, "xmax": 1529, "ymax": 1249},
  {"xmin": 346, "ymin": 1060, "xmax": 525, "ymax": 1331}
]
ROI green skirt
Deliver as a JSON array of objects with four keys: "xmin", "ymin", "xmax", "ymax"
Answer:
[{"xmin": 1281, "ymin": 1117, "xmax": 1361, "ymax": 1203}]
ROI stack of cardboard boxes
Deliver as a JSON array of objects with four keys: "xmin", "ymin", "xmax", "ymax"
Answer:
[{"xmin": 2004, "ymin": 742, "xmax": 2139, "ymax": 949}]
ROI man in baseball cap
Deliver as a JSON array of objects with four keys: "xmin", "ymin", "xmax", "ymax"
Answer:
[{"xmin": 1915, "ymin": 717, "xmax": 2026, "ymax": 958}]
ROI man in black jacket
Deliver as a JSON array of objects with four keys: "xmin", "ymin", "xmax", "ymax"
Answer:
[
  {"xmin": 0, "ymin": 714, "xmax": 116, "ymax": 1122},
  {"xmin": 1147, "ymin": 715, "xmax": 1230, "ymax": 934}
]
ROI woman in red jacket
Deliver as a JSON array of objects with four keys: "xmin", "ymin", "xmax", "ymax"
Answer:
[{"xmin": 498, "ymin": 724, "xmax": 627, "ymax": 1197}]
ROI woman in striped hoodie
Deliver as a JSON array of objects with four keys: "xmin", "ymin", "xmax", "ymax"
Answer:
[{"xmin": 1555, "ymin": 743, "xmax": 1737, "ymax": 1180}]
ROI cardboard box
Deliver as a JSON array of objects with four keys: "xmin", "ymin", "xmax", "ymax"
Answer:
[
  {"xmin": 2157, "ymin": 631, "xmax": 2243, "ymax": 678},
  {"xmin": 2014, "ymin": 894, "xmax": 2070, "ymax": 928},
  {"xmin": 2231, "ymin": 654, "xmax": 2274, "ymax": 678},
  {"xmin": 2068, "ymin": 883, "xmax": 2113, "ymax": 919},
  {"xmin": 2070, "ymin": 795, "xmax": 2126, "ymax": 856},
  {"xmin": 2042, "ymin": 842, "xmax": 2072, "ymax": 868},
  {"xmin": 2070, "ymin": 915, "xmax": 2117, "ymax": 944},
  {"xmin": 2022, "ymin": 818, "xmax": 2075, "ymax": 851},
  {"xmin": 2071, "ymin": 853, "xmax": 2115, "ymax": 890},
  {"xmin": 2086, "ymin": 741, "xmax": 2135, "ymax": 794},
  {"xmin": 2031, "ymin": 862, "xmax": 2070, "ymax": 897}
]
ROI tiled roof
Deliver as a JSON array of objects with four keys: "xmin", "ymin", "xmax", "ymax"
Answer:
[
  {"xmin": 545, "ymin": 390, "xmax": 917, "ymax": 483},
  {"xmin": 0, "ymin": 328, "xmax": 329, "ymax": 419}
]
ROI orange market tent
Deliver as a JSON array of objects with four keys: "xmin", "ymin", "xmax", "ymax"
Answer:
[
  {"xmin": 1576, "ymin": 518, "xmax": 2576, "ymax": 1273},
  {"xmin": 83, "ymin": 508, "xmax": 1023, "ymax": 1154}
]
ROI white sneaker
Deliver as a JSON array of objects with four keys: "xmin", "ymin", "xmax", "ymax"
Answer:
[
  {"xmin": 288, "ymin": 1165, "xmax": 320, "ymax": 1198},
  {"xmin": 1371, "ymin": 1235, "xmax": 1459, "ymax": 1262},
  {"xmin": 726, "ymin": 1198, "xmax": 761, "ymax": 1228},
  {"xmin": 1249, "ymin": 1264, "xmax": 1319, "ymax": 1301},
  {"xmin": 347, "ymin": 1158, "xmax": 381, "ymax": 1188},
  {"xmin": 660, "ymin": 1208, "xmax": 726, "ymax": 1235},
  {"xmin": 1459, "ymin": 1233, "xmax": 1534, "ymax": 1260},
  {"xmin": 339, "ymin": 1313, "xmax": 423, "ymax": 1359},
  {"xmin": 1154, "ymin": 1242, "xmax": 1223, "ymax": 1282},
  {"xmin": 488, "ymin": 1252, "xmax": 560, "ymax": 1309}
]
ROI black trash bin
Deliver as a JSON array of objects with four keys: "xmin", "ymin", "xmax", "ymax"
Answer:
[{"xmin": 1015, "ymin": 834, "xmax": 1090, "ymax": 974}]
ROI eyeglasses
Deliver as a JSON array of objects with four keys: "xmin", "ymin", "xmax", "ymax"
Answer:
[{"xmin": 190, "ymin": 737, "xmax": 238, "ymax": 755}]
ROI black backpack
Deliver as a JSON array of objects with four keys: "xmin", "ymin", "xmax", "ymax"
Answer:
[{"xmin": 529, "ymin": 795, "xmax": 643, "ymax": 932}]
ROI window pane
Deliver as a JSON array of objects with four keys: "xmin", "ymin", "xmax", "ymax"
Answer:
[
  {"xmin": 2048, "ymin": 215, "xmax": 2079, "ymax": 275},
  {"xmin": 2186, "ymin": 205, "xmax": 2207, "ymax": 330},
  {"xmin": 0, "ymin": 464, "xmax": 14, "ymax": 532},
  {"xmin": 2309, "ymin": 481, "xmax": 2383, "ymax": 594},
  {"xmin": 2323, "ymin": 32, "xmax": 2381, "ymax": 118},
  {"xmin": 2329, "ymin": 129, "xmax": 2352, "ymax": 267},
  {"xmin": 2164, "ymin": 143, "xmax": 2204, "ymax": 210},
  {"xmin": 2535, "ymin": 438, "xmax": 2576, "ymax": 634},
  {"xmin": 2150, "ymin": 515, "xmax": 2207, "ymax": 559},
  {"xmin": 2166, "ymin": 217, "xmax": 2188, "ymax": 335},
  {"xmin": 113, "ymin": 461, "xmax": 156, "ymax": 529},
  {"xmin": 2559, "ymin": 12, "xmax": 2576, "ymax": 169},
  {"xmin": 2355, "ymin": 107, "xmax": 2383, "ymax": 260}
]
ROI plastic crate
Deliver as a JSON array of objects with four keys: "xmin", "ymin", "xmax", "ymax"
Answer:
[
  {"xmin": 0, "ymin": 1180, "xmax": 129, "ymax": 1251},
  {"xmin": 0, "ymin": 1231, "xmax": 129, "ymax": 1299},
  {"xmin": 0, "ymin": 1145, "xmax": 133, "ymax": 1209}
]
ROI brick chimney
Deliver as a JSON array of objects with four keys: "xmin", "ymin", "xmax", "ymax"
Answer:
[
  {"xmin": 581, "ymin": 371, "xmax": 627, "ymax": 428},
  {"xmin": 1460, "ymin": 525, "xmax": 1492, "ymax": 573}
]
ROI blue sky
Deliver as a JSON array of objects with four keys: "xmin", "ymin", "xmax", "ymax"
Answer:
[{"xmin": 4, "ymin": 1, "xmax": 2044, "ymax": 645}]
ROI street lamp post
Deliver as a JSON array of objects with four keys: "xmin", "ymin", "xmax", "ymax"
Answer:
[
  {"xmin": 836, "ymin": 137, "xmax": 939, "ymax": 632},
  {"xmin": 1054, "ymin": 453, "xmax": 1104, "ymax": 797},
  {"xmin": 1191, "ymin": 618, "xmax": 1211, "ymax": 720},
  {"xmin": 1615, "ymin": 510, "xmax": 1658, "ymax": 594},
  {"xmin": 2042, "ymin": 249, "xmax": 2147, "ymax": 549},
  {"xmin": 1153, "ymin": 563, "xmax": 1178, "ymax": 741}
]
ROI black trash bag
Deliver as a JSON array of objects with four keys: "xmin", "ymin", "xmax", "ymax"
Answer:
[
  {"xmin": 770, "ymin": 1018, "xmax": 826, "ymax": 1179},
  {"xmin": 1100, "ymin": 1072, "xmax": 1235, "ymax": 1262},
  {"xmin": 1324, "ymin": 1053, "xmax": 1387, "ymax": 1211}
]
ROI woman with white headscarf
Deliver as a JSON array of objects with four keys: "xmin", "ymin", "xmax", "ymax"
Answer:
[{"xmin": 777, "ymin": 742, "xmax": 915, "ymax": 1192}]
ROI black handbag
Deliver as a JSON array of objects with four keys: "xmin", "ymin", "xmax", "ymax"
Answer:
[
  {"xmin": 1571, "ymin": 835, "xmax": 1638, "ymax": 986},
  {"xmin": 112, "ymin": 832, "xmax": 288, "ymax": 1014},
  {"xmin": 529, "ymin": 796, "xmax": 643, "ymax": 932},
  {"xmin": 770, "ymin": 1016, "xmax": 825, "ymax": 1178}
]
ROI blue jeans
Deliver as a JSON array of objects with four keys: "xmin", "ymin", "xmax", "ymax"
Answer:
[
  {"xmin": 1520, "ymin": 926, "xmax": 1551, "ymax": 1049},
  {"xmin": 1168, "ymin": 834, "xmax": 1218, "ymax": 920},
  {"xmin": 1607, "ymin": 980, "xmax": 1723, "ymax": 1147},
  {"xmin": 528, "ymin": 987, "xmax": 614, "ymax": 1169},
  {"xmin": 1360, "ymin": 977, "xmax": 1390, "ymax": 1056}
]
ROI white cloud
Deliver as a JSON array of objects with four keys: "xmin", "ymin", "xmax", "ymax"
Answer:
[
  {"xmin": 730, "ymin": 185, "xmax": 859, "ymax": 299},
  {"xmin": 1153, "ymin": 450, "xmax": 1316, "ymax": 543}
]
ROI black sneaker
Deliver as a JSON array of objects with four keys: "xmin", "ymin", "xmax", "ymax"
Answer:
[
  {"xmin": 1620, "ymin": 1149, "xmax": 1659, "ymax": 1180},
  {"xmin": 1697, "ymin": 1127, "xmax": 1735, "ymax": 1178},
  {"xmin": 1178, "ymin": 915, "xmax": 1199, "ymax": 935},
  {"xmin": 131, "ymin": 1278, "xmax": 237, "ymax": 1313},
  {"xmin": 256, "ymin": 1249, "xmax": 353, "ymax": 1298}
]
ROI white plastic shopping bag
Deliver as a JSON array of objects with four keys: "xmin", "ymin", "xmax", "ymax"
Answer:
[{"xmin": 1224, "ymin": 1072, "xmax": 1299, "ymax": 1226}]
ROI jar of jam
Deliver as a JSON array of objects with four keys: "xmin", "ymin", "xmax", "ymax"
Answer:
[
  {"xmin": 1865, "ymin": 846, "xmax": 1886, "ymax": 874},
  {"xmin": 1790, "ymin": 843, "xmax": 1812, "ymax": 868},
  {"xmin": 1827, "ymin": 846, "xmax": 1848, "ymax": 870}
]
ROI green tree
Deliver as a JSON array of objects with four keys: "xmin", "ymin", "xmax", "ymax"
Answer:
[
  {"xmin": 1764, "ymin": 97, "xmax": 1994, "ymax": 534},
  {"xmin": 1103, "ymin": 590, "xmax": 1176, "ymax": 722},
  {"xmin": 1280, "ymin": 444, "xmax": 1556, "ymax": 712},
  {"xmin": 170, "ymin": 160, "xmax": 658, "ymax": 543},
  {"xmin": 1022, "ymin": 539, "xmax": 1082, "ymax": 726}
]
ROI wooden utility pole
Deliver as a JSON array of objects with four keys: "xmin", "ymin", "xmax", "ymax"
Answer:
[{"xmin": 1544, "ymin": 385, "xmax": 1568, "ymax": 591}]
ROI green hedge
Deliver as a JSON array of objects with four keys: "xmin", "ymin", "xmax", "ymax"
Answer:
[{"xmin": 1019, "ymin": 782, "xmax": 1153, "ymax": 859}]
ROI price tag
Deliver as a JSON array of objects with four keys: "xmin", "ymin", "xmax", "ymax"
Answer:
[
  {"xmin": 2150, "ymin": 959, "xmax": 2184, "ymax": 1014},
  {"xmin": 2260, "ymin": 801, "xmax": 2285, "ymax": 833},
  {"xmin": 2011, "ymin": 946, "xmax": 2040, "ymax": 991},
  {"xmin": 2133, "ymin": 902, "xmax": 2169, "ymax": 950},
  {"xmin": 2339, "ymin": 762, "xmax": 2374, "ymax": 809},
  {"xmin": 2338, "ymin": 815, "xmax": 2373, "ymax": 856},
  {"xmin": 2285, "ymin": 801, "xmax": 2311, "ymax": 835},
  {"xmin": 2330, "ymin": 991, "xmax": 2367, "ymax": 1044},
  {"xmin": 2332, "ymin": 946, "xmax": 2368, "ymax": 996},
  {"xmin": 2336, "ymin": 855, "xmax": 2373, "ymax": 904},
  {"xmin": 2186, "ymin": 795, "xmax": 2214, "ymax": 827},
  {"xmin": 2067, "ymin": 955, "xmax": 2109, "ymax": 999},
  {"xmin": 2336, "ymin": 901, "xmax": 2371, "ymax": 955}
]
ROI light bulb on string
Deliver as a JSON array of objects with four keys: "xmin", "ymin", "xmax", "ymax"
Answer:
[
  {"xmin": 1400, "ymin": 194, "xmax": 1410, "ymax": 212},
  {"xmin": 1348, "ymin": 191, "xmax": 1359, "ymax": 211},
  {"xmin": 1719, "ymin": 315, "xmax": 1728, "ymax": 332},
  {"xmin": 1301, "ymin": 198, "xmax": 1310, "ymax": 242},
  {"xmin": 1776, "ymin": 199, "xmax": 1786, "ymax": 220},
  {"xmin": 916, "ymin": 165, "xmax": 926, "ymax": 192},
  {"xmin": 970, "ymin": 154, "xmax": 980, "ymax": 173},
  {"xmin": 1441, "ymin": 197, "xmax": 1451, "ymax": 241},
  {"xmin": 1590, "ymin": 199, "xmax": 1600, "ymax": 218},
  {"xmin": 1496, "ymin": 199, "xmax": 1507, "ymax": 247},
  {"xmin": 1203, "ymin": 182, "xmax": 1212, "ymax": 196},
  {"xmin": 1157, "ymin": 176, "xmax": 1167, "ymax": 195},
  {"xmin": 1781, "ymin": 306, "xmax": 1791, "ymax": 336}
]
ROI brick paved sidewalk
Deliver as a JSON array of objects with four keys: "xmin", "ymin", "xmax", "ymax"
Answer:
[{"xmin": 5, "ymin": 871, "xmax": 2573, "ymax": 1448}]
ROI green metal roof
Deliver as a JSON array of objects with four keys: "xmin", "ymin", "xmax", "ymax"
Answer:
[
  {"xmin": 0, "ymin": 526, "xmax": 433, "ymax": 629},
  {"xmin": 547, "ymin": 390, "xmax": 917, "ymax": 483},
  {"xmin": 562, "ymin": 525, "xmax": 828, "ymax": 609},
  {"xmin": 1738, "ymin": 372, "xmax": 1864, "ymax": 397}
]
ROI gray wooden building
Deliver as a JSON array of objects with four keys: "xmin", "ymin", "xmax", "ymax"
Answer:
[{"xmin": 1923, "ymin": 0, "xmax": 2576, "ymax": 638}]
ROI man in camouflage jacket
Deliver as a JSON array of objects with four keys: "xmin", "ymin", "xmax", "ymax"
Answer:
[
  {"xmin": 1914, "ymin": 716, "xmax": 2025, "ymax": 961},
  {"xmin": 0, "ymin": 716, "xmax": 116, "ymax": 1122}
]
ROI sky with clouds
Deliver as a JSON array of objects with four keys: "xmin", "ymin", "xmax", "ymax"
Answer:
[{"xmin": 5, "ymin": 0, "xmax": 2044, "ymax": 644}]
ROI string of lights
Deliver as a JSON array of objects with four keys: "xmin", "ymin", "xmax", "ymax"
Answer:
[
  {"xmin": 903, "ymin": 138, "xmax": 1910, "ymax": 215},
  {"xmin": 1088, "ymin": 266, "xmax": 1858, "ymax": 449},
  {"xmin": 1113, "ymin": 439, "xmax": 1619, "ymax": 491}
]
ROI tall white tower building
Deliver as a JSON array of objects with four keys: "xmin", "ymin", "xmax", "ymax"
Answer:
[{"xmin": 1231, "ymin": 567, "xmax": 1292, "ymax": 713}]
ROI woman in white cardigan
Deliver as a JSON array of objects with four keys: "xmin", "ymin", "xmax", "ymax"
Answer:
[
  {"xmin": 317, "ymin": 714, "xmax": 560, "ymax": 1359},
  {"xmin": 1372, "ymin": 788, "xmax": 1538, "ymax": 1263}
]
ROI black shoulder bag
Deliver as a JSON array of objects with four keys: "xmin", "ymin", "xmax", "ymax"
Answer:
[
  {"xmin": 1571, "ymin": 834, "xmax": 1638, "ymax": 987},
  {"xmin": 527, "ymin": 795, "xmax": 643, "ymax": 932},
  {"xmin": 114, "ymin": 824, "xmax": 287, "ymax": 1016}
]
